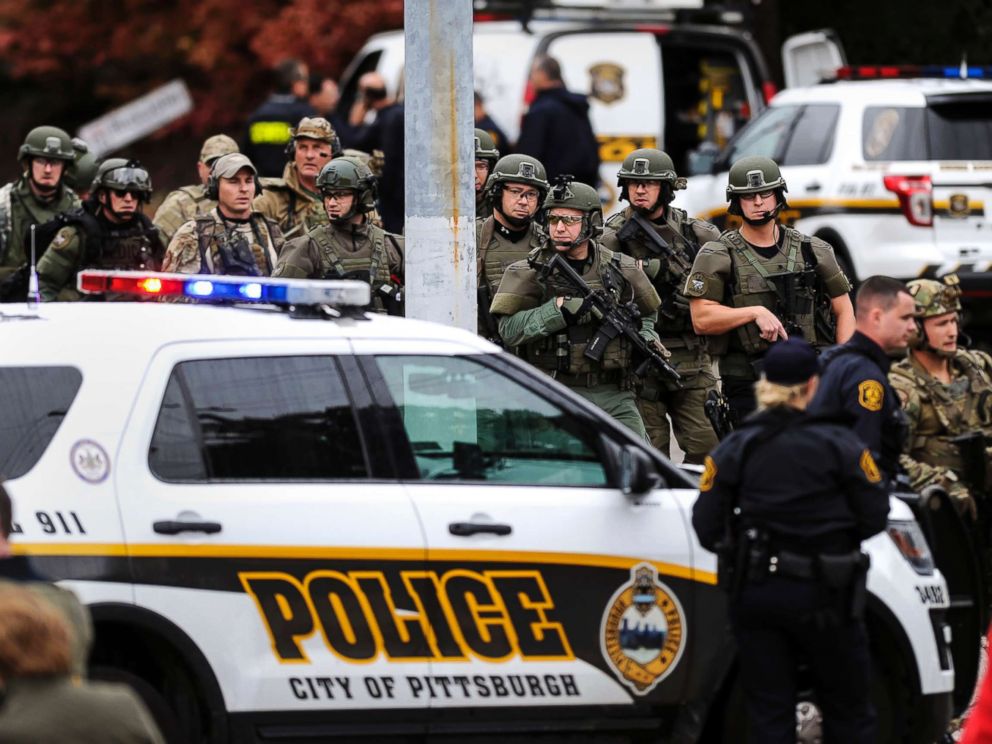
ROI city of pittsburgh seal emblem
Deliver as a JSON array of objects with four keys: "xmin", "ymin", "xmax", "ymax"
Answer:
[{"xmin": 601, "ymin": 563, "xmax": 686, "ymax": 695}]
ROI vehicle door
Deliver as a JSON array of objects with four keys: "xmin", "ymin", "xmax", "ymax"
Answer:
[
  {"xmin": 354, "ymin": 344, "xmax": 715, "ymax": 731},
  {"xmin": 114, "ymin": 340, "xmax": 430, "ymax": 723}
]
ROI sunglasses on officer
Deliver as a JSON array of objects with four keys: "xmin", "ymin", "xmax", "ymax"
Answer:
[{"xmin": 547, "ymin": 214, "xmax": 583, "ymax": 226}]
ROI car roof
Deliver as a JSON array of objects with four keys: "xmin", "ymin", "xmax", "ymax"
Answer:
[
  {"xmin": 771, "ymin": 78, "xmax": 992, "ymax": 107},
  {"xmin": 0, "ymin": 303, "xmax": 497, "ymax": 365}
]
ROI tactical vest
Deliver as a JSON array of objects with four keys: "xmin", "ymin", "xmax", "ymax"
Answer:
[
  {"xmin": 0, "ymin": 181, "xmax": 78, "ymax": 267},
  {"xmin": 194, "ymin": 215, "xmax": 274, "ymax": 277},
  {"xmin": 521, "ymin": 245, "xmax": 634, "ymax": 384},
  {"xmin": 70, "ymin": 210, "xmax": 160, "ymax": 271},
  {"xmin": 308, "ymin": 223, "xmax": 399, "ymax": 314},
  {"xmin": 890, "ymin": 351, "xmax": 992, "ymax": 473},
  {"xmin": 477, "ymin": 217, "xmax": 544, "ymax": 292},
  {"xmin": 722, "ymin": 227, "xmax": 827, "ymax": 357}
]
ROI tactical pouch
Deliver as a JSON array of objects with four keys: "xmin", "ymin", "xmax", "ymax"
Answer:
[{"xmin": 744, "ymin": 528, "xmax": 770, "ymax": 584}]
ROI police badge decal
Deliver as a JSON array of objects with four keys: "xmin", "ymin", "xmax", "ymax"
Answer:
[{"xmin": 601, "ymin": 563, "xmax": 686, "ymax": 695}]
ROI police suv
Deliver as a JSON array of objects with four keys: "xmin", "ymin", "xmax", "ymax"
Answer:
[
  {"xmin": 1, "ymin": 272, "xmax": 952, "ymax": 743},
  {"xmin": 680, "ymin": 66, "xmax": 992, "ymax": 333}
]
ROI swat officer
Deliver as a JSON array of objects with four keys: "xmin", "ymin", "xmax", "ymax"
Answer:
[
  {"xmin": 152, "ymin": 134, "xmax": 239, "ymax": 245},
  {"xmin": 601, "ymin": 148, "xmax": 720, "ymax": 462},
  {"xmin": 474, "ymin": 128, "xmax": 500, "ymax": 217},
  {"xmin": 163, "ymin": 154, "xmax": 284, "ymax": 277},
  {"xmin": 37, "ymin": 159, "xmax": 164, "ymax": 301},
  {"xmin": 692, "ymin": 337, "xmax": 887, "ymax": 744},
  {"xmin": 476, "ymin": 154, "xmax": 550, "ymax": 344},
  {"xmin": 809, "ymin": 276, "xmax": 918, "ymax": 485},
  {"xmin": 273, "ymin": 157, "xmax": 403, "ymax": 315},
  {"xmin": 684, "ymin": 156, "xmax": 855, "ymax": 424},
  {"xmin": 0, "ymin": 126, "xmax": 80, "ymax": 286},
  {"xmin": 490, "ymin": 179, "xmax": 661, "ymax": 437},
  {"xmin": 889, "ymin": 275, "xmax": 992, "ymax": 519},
  {"xmin": 254, "ymin": 117, "xmax": 341, "ymax": 239},
  {"xmin": 65, "ymin": 140, "xmax": 100, "ymax": 203}
]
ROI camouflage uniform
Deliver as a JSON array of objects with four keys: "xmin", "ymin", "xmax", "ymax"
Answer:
[
  {"xmin": 273, "ymin": 221, "xmax": 403, "ymax": 314},
  {"xmin": 152, "ymin": 134, "xmax": 239, "ymax": 246},
  {"xmin": 163, "ymin": 208, "xmax": 283, "ymax": 276},
  {"xmin": 0, "ymin": 178, "xmax": 79, "ymax": 283},
  {"xmin": 602, "ymin": 200, "xmax": 720, "ymax": 462},
  {"xmin": 889, "ymin": 276, "xmax": 992, "ymax": 509},
  {"xmin": 254, "ymin": 161, "xmax": 328, "ymax": 239},
  {"xmin": 491, "ymin": 242, "xmax": 660, "ymax": 438}
]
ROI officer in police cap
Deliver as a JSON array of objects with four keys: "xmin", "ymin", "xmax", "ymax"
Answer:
[
  {"xmin": 37, "ymin": 158, "xmax": 164, "ymax": 301},
  {"xmin": 601, "ymin": 148, "xmax": 721, "ymax": 461},
  {"xmin": 490, "ymin": 177, "xmax": 662, "ymax": 437},
  {"xmin": 809, "ymin": 275, "xmax": 918, "ymax": 486},
  {"xmin": 693, "ymin": 337, "xmax": 888, "ymax": 744},
  {"xmin": 889, "ymin": 275, "xmax": 992, "ymax": 519},
  {"xmin": 683, "ymin": 156, "xmax": 855, "ymax": 424},
  {"xmin": 163, "ymin": 153, "xmax": 284, "ymax": 277},
  {"xmin": 273, "ymin": 156, "xmax": 404, "ymax": 315}
]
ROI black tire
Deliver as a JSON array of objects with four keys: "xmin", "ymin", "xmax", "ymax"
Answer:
[{"xmin": 90, "ymin": 665, "xmax": 185, "ymax": 744}]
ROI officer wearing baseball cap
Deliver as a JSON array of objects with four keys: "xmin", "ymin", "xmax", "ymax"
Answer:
[
  {"xmin": 693, "ymin": 337, "xmax": 888, "ymax": 744},
  {"xmin": 162, "ymin": 153, "xmax": 283, "ymax": 277},
  {"xmin": 152, "ymin": 133, "xmax": 240, "ymax": 245}
]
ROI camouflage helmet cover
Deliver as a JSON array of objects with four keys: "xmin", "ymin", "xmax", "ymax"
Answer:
[
  {"xmin": 474, "ymin": 129, "xmax": 500, "ymax": 164},
  {"xmin": 484, "ymin": 154, "xmax": 550, "ymax": 199},
  {"xmin": 291, "ymin": 117, "xmax": 343, "ymax": 157},
  {"xmin": 19, "ymin": 125, "xmax": 75, "ymax": 163},
  {"xmin": 907, "ymin": 274, "xmax": 962, "ymax": 318},
  {"xmin": 316, "ymin": 156, "xmax": 377, "ymax": 212},
  {"xmin": 617, "ymin": 148, "xmax": 684, "ymax": 189},
  {"xmin": 725, "ymin": 155, "xmax": 788, "ymax": 201}
]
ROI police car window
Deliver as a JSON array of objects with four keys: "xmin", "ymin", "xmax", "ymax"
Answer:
[
  {"xmin": 374, "ymin": 356, "xmax": 607, "ymax": 487},
  {"xmin": 722, "ymin": 105, "xmax": 801, "ymax": 165},
  {"xmin": 862, "ymin": 107, "xmax": 926, "ymax": 161},
  {"xmin": 0, "ymin": 367, "xmax": 82, "ymax": 480},
  {"xmin": 149, "ymin": 356, "xmax": 367, "ymax": 481},
  {"xmin": 781, "ymin": 104, "xmax": 840, "ymax": 166},
  {"xmin": 926, "ymin": 100, "xmax": 992, "ymax": 160}
]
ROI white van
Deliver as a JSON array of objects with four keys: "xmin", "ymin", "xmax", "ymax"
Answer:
[{"xmin": 339, "ymin": 1, "xmax": 844, "ymax": 211}]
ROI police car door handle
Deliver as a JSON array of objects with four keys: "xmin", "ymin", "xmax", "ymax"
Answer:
[
  {"xmin": 153, "ymin": 520, "xmax": 223, "ymax": 536},
  {"xmin": 448, "ymin": 521, "xmax": 512, "ymax": 537},
  {"xmin": 805, "ymin": 181, "xmax": 822, "ymax": 192}
]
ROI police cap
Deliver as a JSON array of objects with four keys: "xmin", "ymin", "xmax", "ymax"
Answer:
[{"xmin": 763, "ymin": 338, "xmax": 819, "ymax": 385}]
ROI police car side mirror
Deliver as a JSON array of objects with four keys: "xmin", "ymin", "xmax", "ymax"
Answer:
[
  {"xmin": 687, "ymin": 142, "xmax": 720, "ymax": 176},
  {"xmin": 620, "ymin": 445, "xmax": 663, "ymax": 497}
]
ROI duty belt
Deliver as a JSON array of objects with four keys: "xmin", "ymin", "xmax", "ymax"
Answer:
[
  {"xmin": 551, "ymin": 369, "xmax": 623, "ymax": 388},
  {"xmin": 767, "ymin": 550, "xmax": 817, "ymax": 580}
]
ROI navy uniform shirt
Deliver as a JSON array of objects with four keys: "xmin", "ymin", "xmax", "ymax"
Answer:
[
  {"xmin": 692, "ymin": 407, "xmax": 889, "ymax": 554},
  {"xmin": 808, "ymin": 331, "xmax": 906, "ymax": 482}
]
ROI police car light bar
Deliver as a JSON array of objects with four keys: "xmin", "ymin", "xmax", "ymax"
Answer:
[
  {"xmin": 835, "ymin": 64, "xmax": 992, "ymax": 81},
  {"xmin": 77, "ymin": 270, "xmax": 372, "ymax": 307}
]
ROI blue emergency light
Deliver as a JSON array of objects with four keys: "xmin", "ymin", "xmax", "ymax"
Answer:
[{"xmin": 76, "ymin": 270, "xmax": 371, "ymax": 308}]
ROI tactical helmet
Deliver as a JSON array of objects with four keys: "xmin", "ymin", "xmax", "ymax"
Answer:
[
  {"xmin": 725, "ymin": 156, "xmax": 787, "ymax": 200},
  {"xmin": 199, "ymin": 134, "xmax": 239, "ymax": 164},
  {"xmin": 65, "ymin": 151, "xmax": 100, "ymax": 193},
  {"xmin": 92, "ymin": 158, "xmax": 153, "ymax": 202},
  {"xmin": 18, "ymin": 125, "xmax": 75, "ymax": 163},
  {"xmin": 484, "ymin": 154, "xmax": 550, "ymax": 201},
  {"xmin": 290, "ymin": 117, "xmax": 343, "ymax": 158},
  {"xmin": 908, "ymin": 275, "xmax": 962, "ymax": 318},
  {"xmin": 474, "ymin": 129, "xmax": 500, "ymax": 166},
  {"xmin": 617, "ymin": 148, "xmax": 678, "ymax": 184},
  {"xmin": 316, "ymin": 156, "xmax": 377, "ymax": 221},
  {"xmin": 543, "ymin": 177, "xmax": 603, "ymax": 242}
]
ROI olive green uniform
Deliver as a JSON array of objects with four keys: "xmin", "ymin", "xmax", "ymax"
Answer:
[
  {"xmin": 163, "ymin": 208, "xmax": 283, "ymax": 276},
  {"xmin": 476, "ymin": 216, "xmax": 546, "ymax": 342},
  {"xmin": 273, "ymin": 220, "xmax": 404, "ymax": 314},
  {"xmin": 0, "ymin": 677, "xmax": 164, "ymax": 743},
  {"xmin": 890, "ymin": 350, "xmax": 992, "ymax": 496},
  {"xmin": 491, "ymin": 243, "xmax": 661, "ymax": 438},
  {"xmin": 152, "ymin": 183, "xmax": 217, "ymax": 246},
  {"xmin": 253, "ymin": 162, "xmax": 328, "ymax": 240},
  {"xmin": 0, "ymin": 177, "xmax": 80, "ymax": 281},
  {"xmin": 683, "ymin": 227, "xmax": 850, "ymax": 383},
  {"xmin": 36, "ymin": 210, "xmax": 165, "ymax": 301},
  {"xmin": 601, "ymin": 206, "xmax": 720, "ymax": 462}
]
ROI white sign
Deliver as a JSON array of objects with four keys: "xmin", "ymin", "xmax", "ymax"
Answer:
[{"xmin": 78, "ymin": 79, "xmax": 194, "ymax": 157}]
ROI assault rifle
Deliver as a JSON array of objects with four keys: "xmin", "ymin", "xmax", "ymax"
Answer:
[
  {"xmin": 764, "ymin": 268, "xmax": 837, "ymax": 344},
  {"xmin": 537, "ymin": 252, "xmax": 682, "ymax": 387},
  {"xmin": 615, "ymin": 211, "xmax": 692, "ymax": 320}
]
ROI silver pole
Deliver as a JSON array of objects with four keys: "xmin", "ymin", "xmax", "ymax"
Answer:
[{"xmin": 403, "ymin": 0, "xmax": 476, "ymax": 331}]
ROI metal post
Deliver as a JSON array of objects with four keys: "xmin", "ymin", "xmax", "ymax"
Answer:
[{"xmin": 404, "ymin": 0, "xmax": 476, "ymax": 331}]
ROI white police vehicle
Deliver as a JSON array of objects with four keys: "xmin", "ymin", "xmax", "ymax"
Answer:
[
  {"xmin": 680, "ymin": 65, "xmax": 992, "ymax": 331},
  {"xmin": 1, "ymin": 272, "xmax": 952, "ymax": 742}
]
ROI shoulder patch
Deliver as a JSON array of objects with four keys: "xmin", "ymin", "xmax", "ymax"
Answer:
[
  {"xmin": 699, "ymin": 455, "xmax": 717, "ymax": 492},
  {"xmin": 857, "ymin": 380, "xmax": 884, "ymax": 412},
  {"xmin": 859, "ymin": 449, "xmax": 882, "ymax": 483},
  {"xmin": 685, "ymin": 272, "xmax": 707, "ymax": 297}
]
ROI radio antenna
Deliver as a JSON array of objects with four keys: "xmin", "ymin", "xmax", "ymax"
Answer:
[{"xmin": 27, "ymin": 224, "xmax": 40, "ymax": 308}]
